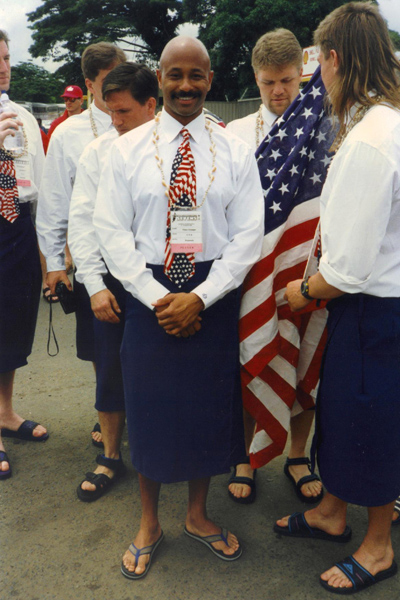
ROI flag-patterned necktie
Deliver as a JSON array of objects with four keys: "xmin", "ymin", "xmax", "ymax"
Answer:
[
  {"xmin": 0, "ymin": 149, "xmax": 20, "ymax": 223},
  {"xmin": 164, "ymin": 127, "xmax": 196, "ymax": 287}
]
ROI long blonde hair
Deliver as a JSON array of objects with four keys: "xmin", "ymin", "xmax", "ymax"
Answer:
[{"xmin": 314, "ymin": 2, "xmax": 400, "ymax": 142}]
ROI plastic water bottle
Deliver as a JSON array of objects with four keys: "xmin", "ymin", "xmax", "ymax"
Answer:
[{"xmin": 0, "ymin": 91, "xmax": 24, "ymax": 152}]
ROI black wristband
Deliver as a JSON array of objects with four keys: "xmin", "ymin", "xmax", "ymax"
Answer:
[{"xmin": 300, "ymin": 278, "xmax": 314, "ymax": 300}]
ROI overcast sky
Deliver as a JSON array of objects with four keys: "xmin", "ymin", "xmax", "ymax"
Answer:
[{"xmin": 2, "ymin": 0, "xmax": 400, "ymax": 71}]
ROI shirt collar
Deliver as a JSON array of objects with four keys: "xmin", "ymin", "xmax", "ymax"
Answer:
[
  {"xmin": 90, "ymin": 101, "xmax": 112, "ymax": 128},
  {"xmin": 346, "ymin": 90, "xmax": 380, "ymax": 123},
  {"xmin": 160, "ymin": 108, "xmax": 206, "ymax": 144},
  {"xmin": 262, "ymin": 104, "xmax": 279, "ymax": 128}
]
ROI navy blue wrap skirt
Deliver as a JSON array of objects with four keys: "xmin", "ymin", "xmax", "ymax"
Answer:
[
  {"xmin": 121, "ymin": 262, "xmax": 245, "ymax": 483},
  {"xmin": 0, "ymin": 204, "xmax": 41, "ymax": 373},
  {"xmin": 94, "ymin": 271, "xmax": 126, "ymax": 412},
  {"xmin": 315, "ymin": 293, "xmax": 400, "ymax": 506},
  {"xmin": 74, "ymin": 274, "xmax": 95, "ymax": 362}
]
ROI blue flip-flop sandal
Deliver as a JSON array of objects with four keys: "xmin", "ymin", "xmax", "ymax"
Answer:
[
  {"xmin": 320, "ymin": 555, "xmax": 398, "ymax": 595},
  {"xmin": 121, "ymin": 531, "xmax": 164, "ymax": 580},
  {"xmin": 184, "ymin": 526, "xmax": 242, "ymax": 561}
]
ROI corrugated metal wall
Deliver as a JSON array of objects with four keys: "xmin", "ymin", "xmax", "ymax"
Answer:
[{"xmin": 204, "ymin": 99, "xmax": 261, "ymax": 124}]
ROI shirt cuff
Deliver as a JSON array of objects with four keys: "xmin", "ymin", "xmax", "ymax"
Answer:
[
  {"xmin": 46, "ymin": 256, "xmax": 66, "ymax": 272},
  {"xmin": 319, "ymin": 260, "xmax": 369, "ymax": 294},
  {"xmin": 83, "ymin": 278, "xmax": 108, "ymax": 299},
  {"xmin": 192, "ymin": 279, "xmax": 222, "ymax": 309},
  {"xmin": 138, "ymin": 278, "xmax": 171, "ymax": 310}
]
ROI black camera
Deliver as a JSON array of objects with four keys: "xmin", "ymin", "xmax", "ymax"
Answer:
[{"xmin": 55, "ymin": 282, "xmax": 77, "ymax": 314}]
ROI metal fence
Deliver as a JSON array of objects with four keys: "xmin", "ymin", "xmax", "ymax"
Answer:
[
  {"xmin": 204, "ymin": 98, "xmax": 261, "ymax": 124},
  {"xmin": 18, "ymin": 98, "xmax": 261, "ymax": 127}
]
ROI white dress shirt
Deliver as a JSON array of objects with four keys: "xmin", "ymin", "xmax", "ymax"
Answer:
[
  {"xmin": 68, "ymin": 129, "xmax": 118, "ymax": 298},
  {"xmin": 94, "ymin": 109, "xmax": 264, "ymax": 310},
  {"xmin": 9, "ymin": 100, "xmax": 44, "ymax": 204},
  {"xmin": 36, "ymin": 103, "xmax": 113, "ymax": 271},
  {"xmin": 226, "ymin": 104, "xmax": 277, "ymax": 152},
  {"xmin": 319, "ymin": 103, "xmax": 400, "ymax": 297}
]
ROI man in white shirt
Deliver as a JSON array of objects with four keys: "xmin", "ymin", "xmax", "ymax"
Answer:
[
  {"xmin": 0, "ymin": 30, "xmax": 47, "ymax": 480},
  {"xmin": 68, "ymin": 62, "xmax": 158, "ymax": 502},
  {"xmin": 94, "ymin": 36, "xmax": 264, "ymax": 578},
  {"xmin": 36, "ymin": 42, "xmax": 126, "ymax": 445},
  {"xmin": 227, "ymin": 29, "xmax": 323, "ymax": 507},
  {"xmin": 227, "ymin": 29, "xmax": 303, "ymax": 152}
]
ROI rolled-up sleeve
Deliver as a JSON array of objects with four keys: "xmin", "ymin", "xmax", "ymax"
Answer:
[{"xmin": 319, "ymin": 141, "xmax": 393, "ymax": 293}]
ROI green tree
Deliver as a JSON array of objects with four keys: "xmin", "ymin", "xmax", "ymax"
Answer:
[
  {"xmin": 10, "ymin": 61, "xmax": 65, "ymax": 103},
  {"xmin": 389, "ymin": 29, "xmax": 400, "ymax": 50},
  {"xmin": 184, "ymin": 0, "xmax": 352, "ymax": 100},
  {"xmin": 26, "ymin": 0, "xmax": 400, "ymax": 100},
  {"xmin": 28, "ymin": 0, "xmax": 184, "ymax": 84}
]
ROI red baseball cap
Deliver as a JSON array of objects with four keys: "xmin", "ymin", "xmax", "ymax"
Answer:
[{"xmin": 61, "ymin": 85, "xmax": 83, "ymax": 99}]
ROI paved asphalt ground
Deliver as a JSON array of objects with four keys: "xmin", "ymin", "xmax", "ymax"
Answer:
[{"xmin": 1, "ymin": 295, "xmax": 399, "ymax": 600}]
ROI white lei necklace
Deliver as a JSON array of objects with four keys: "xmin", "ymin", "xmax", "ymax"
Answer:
[
  {"xmin": 152, "ymin": 111, "xmax": 217, "ymax": 209},
  {"xmin": 255, "ymin": 103, "xmax": 265, "ymax": 148},
  {"xmin": 88, "ymin": 105, "xmax": 98, "ymax": 138},
  {"xmin": 334, "ymin": 98, "xmax": 382, "ymax": 152}
]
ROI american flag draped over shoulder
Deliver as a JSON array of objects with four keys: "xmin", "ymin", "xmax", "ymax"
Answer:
[{"xmin": 239, "ymin": 68, "xmax": 336, "ymax": 469}]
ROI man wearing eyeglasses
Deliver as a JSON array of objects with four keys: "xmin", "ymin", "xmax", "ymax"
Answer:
[{"xmin": 47, "ymin": 85, "xmax": 84, "ymax": 140}]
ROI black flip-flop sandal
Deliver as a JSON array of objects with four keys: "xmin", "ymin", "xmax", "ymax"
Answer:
[
  {"xmin": 320, "ymin": 555, "xmax": 397, "ymax": 595},
  {"xmin": 274, "ymin": 512, "xmax": 352, "ymax": 543}
]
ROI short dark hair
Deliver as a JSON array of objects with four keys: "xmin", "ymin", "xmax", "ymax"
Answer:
[
  {"xmin": 0, "ymin": 30, "xmax": 10, "ymax": 47},
  {"xmin": 102, "ymin": 62, "xmax": 158, "ymax": 105},
  {"xmin": 81, "ymin": 42, "xmax": 126, "ymax": 81}
]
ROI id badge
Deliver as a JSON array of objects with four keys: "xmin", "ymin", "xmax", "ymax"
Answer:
[
  {"xmin": 171, "ymin": 209, "xmax": 203, "ymax": 253},
  {"xmin": 14, "ymin": 157, "xmax": 31, "ymax": 188}
]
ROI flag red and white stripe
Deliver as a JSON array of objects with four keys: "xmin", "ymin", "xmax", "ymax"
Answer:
[
  {"xmin": 239, "ymin": 68, "xmax": 335, "ymax": 468},
  {"xmin": 240, "ymin": 200, "xmax": 328, "ymax": 468}
]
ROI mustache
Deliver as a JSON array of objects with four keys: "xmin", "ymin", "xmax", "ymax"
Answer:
[{"xmin": 172, "ymin": 91, "xmax": 201, "ymax": 99}]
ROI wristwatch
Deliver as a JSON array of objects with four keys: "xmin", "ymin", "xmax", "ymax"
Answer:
[{"xmin": 300, "ymin": 278, "xmax": 314, "ymax": 300}]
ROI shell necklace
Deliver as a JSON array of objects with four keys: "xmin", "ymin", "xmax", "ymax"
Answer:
[{"xmin": 152, "ymin": 111, "xmax": 217, "ymax": 209}]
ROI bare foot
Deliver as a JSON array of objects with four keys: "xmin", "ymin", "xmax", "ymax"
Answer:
[
  {"xmin": 0, "ymin": 438, "xmax": 10, "ymax": 474},
  {"xmin": 228, "ymin": 463, "xmax": 255, "ymax": 499},
  {"xmin": 91, "ymin": 425, "xmax": 103, "ymax": 446},
  {"xmin": 321, "ymin": 545, "xmax": 394, "ymax": 591},
  {"xmin": 122, "ymin": 526, "xmax": 162, "ymax": 576},
  {"xmin": 276, "ymin": 506, "xmax": 347, "ymax": 536},
  {"xmin": 287, "ymin": 462, "xmax": 322, "ymax": 498},
  {"xmin": 186, "ymin": 517, "xmax": 240, "ymax": 557}
]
